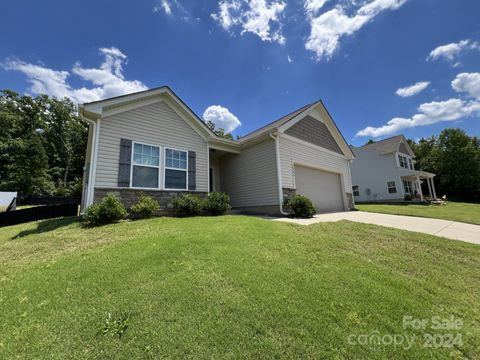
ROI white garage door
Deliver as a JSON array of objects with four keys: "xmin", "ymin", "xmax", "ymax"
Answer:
[{"xmin": 294, "ymin": 165, "xmax": 345, "ymax": 213}]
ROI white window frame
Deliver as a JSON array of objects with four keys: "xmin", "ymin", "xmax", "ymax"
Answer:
[
  {"xmin": 398, "ymin": 154, "xmax": 409, "ymax": 169},
  {"xmin": 130, "ymin": 141, "xmax": 161, "ymax": 189},
  {"xmin": 408, "ymin": 158, "xmax": 413, "ymax": 170},
  {"xmin": 403, "ymin": 180, "xmax": 413, "ymax": 194},
  {"xmin": 163, "ymin": 147, "xmax": 188, "ymax": 191},
  {"xmin": 387, "ymin": 181, "xmax": 397, "ymax": 194},
  {"xmin": 352, "ymin": 185, "xmax": 360, "ymax": 197}
]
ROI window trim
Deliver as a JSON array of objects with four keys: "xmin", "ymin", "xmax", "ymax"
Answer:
[
  {"xmin": 387, "ymin": 180, "xmax": 397, "ymax": 194},
  {"xmin": 352, "ymin": 185, "xmax": 360, "ymax": 197},
  {"xmin": 130, "ymin": 141, "xmax": 161, "ymax": 190},
  {"xmin": 403, "ymin": 180, "xmax": 413, "ymax": 194},
  {"xmin": 163, "ymin": 147, "xmax": 189, "ymax": 191}
]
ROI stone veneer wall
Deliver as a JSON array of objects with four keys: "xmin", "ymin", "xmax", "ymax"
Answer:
[
  {"xmin": 346, "ymin": 192, "xmax": 354, "ymax": 210},
  {"xmin": 93, "ymin": 188, "xmax": 207, "ymax": 213},
  {"xmin": 282, "ymin": 188, "xmax": 296, "ymax": 205}
]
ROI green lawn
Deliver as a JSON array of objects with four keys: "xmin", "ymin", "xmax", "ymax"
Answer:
[
  {"xmin": 0, "ymin": 216, "xmax": 479, "ymax": 359},
  {"xmin": 356, "ymin": 201, "xmax": 480, "ymax": 225}
]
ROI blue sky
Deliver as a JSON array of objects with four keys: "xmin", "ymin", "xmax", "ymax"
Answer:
[{"xmin": 1, "ymin": 0, "xmax": 479, "ymax": 145}]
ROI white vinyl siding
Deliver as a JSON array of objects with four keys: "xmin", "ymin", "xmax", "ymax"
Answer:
[
  {"xmin": 95, "ymin": 100, "xmax": 208, "ymax": 191},
  {"xmin": 219, "ymin": 139, "xmax": 279, "ymax": 208},
  {"xmin": 278, "ymin": 135, "xmax": 352, "ymax": 193}
]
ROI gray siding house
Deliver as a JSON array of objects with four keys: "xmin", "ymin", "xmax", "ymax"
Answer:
[
  {"xmin": 350, "ymin": 135, "xmax": 437, "ymax": 203},
  {"xmin": 80, "ymin": 86, "xmax": 355, "ymax": 215}
]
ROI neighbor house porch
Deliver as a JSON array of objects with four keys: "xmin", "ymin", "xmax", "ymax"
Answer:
[{"xmin": 401, "ymin": 170, "xmax": 436, "ymax": 201}]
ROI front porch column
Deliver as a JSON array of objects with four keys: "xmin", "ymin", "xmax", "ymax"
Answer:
[
  {"xmin": 416, "ymin": 177, "xmax": 423, "ymax": 201},
  {"xmin": 430, "ymin": 177, "xmax": 437, "ymax": 199},
  {"xmin": 426, "ymin": 176, "xmax": 432, "ymax": 198}
]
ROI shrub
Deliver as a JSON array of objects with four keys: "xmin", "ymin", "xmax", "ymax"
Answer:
[
  {"xmin": 171, "ymin": 194, "xmax": 203, "ymax": 217},
  {"xmin": 83, "ymin": 195, "xmax": 127, "ymax": 226},
  {"xmin": 204, "ymin": 192, "xmax": 231, "ymax": 216},
  {"xmin": 130, "ymin": 194, "xmax": 160, "ymax": 218},
  {"xmin": 286, "ymin": 195, "xmax": 316, "ymax": 218}
]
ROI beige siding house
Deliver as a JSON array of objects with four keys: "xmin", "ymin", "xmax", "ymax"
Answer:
[{"xmin": 80, "ymin": 86, "xmax": 355, "ymax": 215}]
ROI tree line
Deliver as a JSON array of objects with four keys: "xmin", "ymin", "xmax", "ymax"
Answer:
[
  {"xmin": 0, "ymin": 90, "xmax": 88, "ymax": 198},
  {"xmin": 407, "ymin": 129, "xmax": 480, "ymax": 201}
]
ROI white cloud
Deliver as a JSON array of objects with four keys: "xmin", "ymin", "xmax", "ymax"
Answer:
[
  {"xmin": 428, "ymin": 39, "xmax": 480, "ymax": 64},
  {"xmin": 1, "ymin": 47, "xmax": 147, "ymax": 104},
  {"xmin": 395, "ymin": 81, "xmax": 430, "ymax": 97},
  {"xmin": 305, "ymin": 0, "xmax": 407, "ymax": 60},
  {"xmin": 304, "ymin": 0, "xmax": 329, "ymax": 14},
  {"xmin": 287, "ymin": 54, "xmax": 293, "ymax": 63},
  {"xmin": 154, "ymin": 0, "xmax": 172, "ymax": 15},
  {"xmin": 211, "ymin": 0, "xmax": 286, "ymax": 44},
  {"xmin": 357, "ymin": 72, "xmax": 480, "ymax": 137},
  {"xmin": 356, "ymin": 99, "xmax": 480, "ymax": 137},
  {"xmin": 203, "ymin": 105, "xmax": 241, "ymax": 133},
  {"xmin": 451, "ymin": 72, "xmax": 480, "ymax": 100}
]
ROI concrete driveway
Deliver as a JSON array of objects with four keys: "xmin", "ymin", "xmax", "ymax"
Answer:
[{"xmin": 274, "ymin": 211, "xmax": 480, "ymax": 245}]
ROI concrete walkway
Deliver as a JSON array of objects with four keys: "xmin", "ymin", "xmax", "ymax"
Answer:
[{"xmin": 274, "ymin": 211, "xmax": 480, "ymax": 245}]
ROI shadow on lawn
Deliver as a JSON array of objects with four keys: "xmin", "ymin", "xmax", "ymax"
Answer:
[{"xmin": 11, "ymin": 216, "xmax": 81, "ymax": 240}]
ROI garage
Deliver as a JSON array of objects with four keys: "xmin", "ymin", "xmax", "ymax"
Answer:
[{"xmin": 294, "ymin": 165, "xmax": 345, "ymax": 213}]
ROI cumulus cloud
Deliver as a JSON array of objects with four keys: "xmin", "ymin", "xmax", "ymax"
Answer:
[
  {"xmin": 395, "ymin": 81, "xmax": 430, "ymax": 97},
  {"xmin": 203, "ymin": 105, "xmax": 241, "ymax": 133},
  {"xmin": 1, "ymin": 47, "xmax": 147, "ymax": 104},
  {"xmin": 356, "ymin": 72, "xmax": 480, "ymax": 138},
  {"xmin": 451, "ymin": 72, "xmax": 480, "ymax": 100},
  {"xmin": 211, "ymin": 0, "xmax": 286, "ymax": 44},
  {"xmin": 427, "ymin": 39, "xmax": 480, "ymax": 64},
  {"xmin": 305, "ymin": 0, "xmax": 407, "ymax": 60}
]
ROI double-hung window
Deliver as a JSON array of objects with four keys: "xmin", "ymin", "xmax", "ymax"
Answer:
[
  {"xmin": 387, "ymin": 181, "xmax": 397, "ymax": 194},
  {"xmin": 408, "ymin": 158, "xmax": 413, "ymax": 170},
  {"xmin": 398, "ymin": 154, "xmax": 408, "ymax": 168},
  {"xmin": 164, "ymin": 148, "xmax": 188, "ymax": 190},
  {"xmin": 132, "ymin": 143, "xmax": 160, "ymax": 188},
  {"xmin": 403, "ymin": 180, "xmax": 412, "ymax": 194}
]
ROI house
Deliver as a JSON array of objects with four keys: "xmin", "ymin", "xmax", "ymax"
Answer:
[
  {"xmin": 350, "ymin": 135, "xmax": 437, "ymax": 203},
  {"xmin": 79, "ymin": 86, "xmax": 355, "ymax": 215}
]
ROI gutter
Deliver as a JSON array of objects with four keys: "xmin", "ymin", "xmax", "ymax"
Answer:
[{"xmin": 269, "ymin": 130, "xmax": 289, "ymax": 216}]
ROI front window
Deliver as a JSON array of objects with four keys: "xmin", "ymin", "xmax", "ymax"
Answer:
[
  {"xmin": 165, "ymin": 148, "xmax": 188, "ymax": 189},
  {"xmin": 398, "ymin": 154, "xmax": 409, "ymax": 168},
  {"xmin": 387, "ymin": 181, "xmax": 397, "ymax": 194},
  {"xmin": 352, "ymin": 185, "xmax": 360, "ymax": 197},
  {"xmin": 403, "ymin": 180, "xmax": 412, "ymax": 194},
  {"xmin": 132, "ymin": 143, "xmax": 159, "ymax": 188},
  {"xmin": 408, "ymin": 158, "xmax": 413, "ymax": 170}
]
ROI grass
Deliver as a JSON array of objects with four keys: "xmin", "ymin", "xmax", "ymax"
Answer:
[
  {"xmin": 356, "ymin": 201, "xmax": 480, "ymax": 225},
  {"xmin": 0, "ymin": 216, "xmax": 479, "ymax": 359}
]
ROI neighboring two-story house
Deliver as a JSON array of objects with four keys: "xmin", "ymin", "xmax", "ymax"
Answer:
[
  {"xmin": 80, "ymin": 86, "xmax": 355, "ymax": 215},
  {"xmin": 350, "ymin": 135, "xmax": 437, "ymax": 203}
]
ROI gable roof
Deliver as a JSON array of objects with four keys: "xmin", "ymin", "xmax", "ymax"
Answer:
[
  {"xmin": 239, "ymin": 103, "xmax": 313, "ymax": 141},
  {"xmin": 79, "ymin": 86, "xmax": 216, "ymax": 139},
  {"xmin": 78, "ymin": 86, "xmax": 354, "ymax": 158},
  {"xmin": 239, "ymin": 100, "xmax": 354, "ymax": 158},
  {"xmin": 360, "ymin": 135, "xmax": 414, "ymax": 157}
]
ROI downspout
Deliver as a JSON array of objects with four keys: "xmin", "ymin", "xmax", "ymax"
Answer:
[
  {"xmin": 347, "ymin": 159, "xmax": 355, "ymax": 209},
  {"xmin": 269, "ymin": 130, "xmax": 289, "ymax": 216},
  {"xmin": 79, "ymin": 110, "xmax": 99, "ymax": 212}
]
